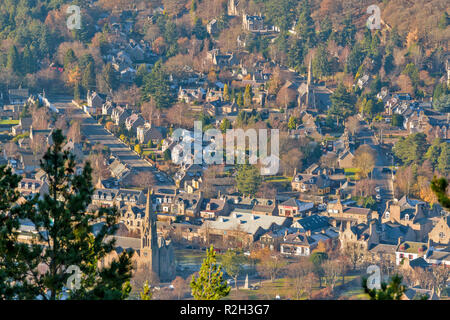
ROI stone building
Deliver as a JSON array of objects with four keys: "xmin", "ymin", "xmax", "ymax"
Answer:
[
  {"xmin": 326, "ymin": 192, "xmax": 375, "ymax": 225},
  {"xmin": 381, "ymin": 196, "xmax": 441, "ymax": 241},
  {"xmin": 242, "ymin": 14, "xmax": 264, "ymax": 32},
  {"xmin": 339, "ymin": 220, "xmax": 379, "ymax": 251},
  {"xmin": 103, "ymin": 190, "xmax": 176, "ymax": 282},
  {"xmin": 136, "ymin": 190, "xmax": 176, "ymax": 282},
  {"xmin": 428, "ymin": 216, "xmax": 450, "ymax": 245}
]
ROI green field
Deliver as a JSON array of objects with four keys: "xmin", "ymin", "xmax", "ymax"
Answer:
[
  {"xmin": 344, "ymin": 168, "xmax": 360, "ymax": 180},
  {"xmin": 226, "ymin": 274, "xmax": 369, "ymax": 300},
  {"xmin": 0, "ymin": 120, "xmax": 19, "ymax": 125}
]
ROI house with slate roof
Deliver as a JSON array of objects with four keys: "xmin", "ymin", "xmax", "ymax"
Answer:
[{"xmin": 278, "ymin": 198, "xmax": 314, "ymax": 217}]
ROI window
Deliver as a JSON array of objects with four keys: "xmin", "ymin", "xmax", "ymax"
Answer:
[
  {"xmin": 385, "ymin": 212, "xmax": 390, "ymax": 219},
  {"xmin": 439, "ymin": 232, "xmax": 445, "ymax": 239}
]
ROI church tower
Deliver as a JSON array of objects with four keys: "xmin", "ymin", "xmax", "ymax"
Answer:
[
  {"xmin": 306, "ymin": 56, "xmax": 314, "ymax": 109},
  {"xmin": 140, "ymin": 189, "xmax": 160, "ymax": 277}
]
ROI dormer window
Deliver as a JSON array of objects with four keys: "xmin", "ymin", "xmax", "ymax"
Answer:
[
  {"xmin": 385, "ymin": 212, "xmax": 390, "ymax": 219},
  {"xmin": 405, "ymin": 214, "xmax": 409, "ymax": 221}
]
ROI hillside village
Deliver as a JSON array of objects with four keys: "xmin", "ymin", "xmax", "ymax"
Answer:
[{"xmin": 0, "ymin": 0, "xmax": 448, "ymax": 300}]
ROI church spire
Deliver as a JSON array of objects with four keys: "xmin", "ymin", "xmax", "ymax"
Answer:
[{"xmin": 142, "ymin": 188, "xmax": 157, "ymax": 250}]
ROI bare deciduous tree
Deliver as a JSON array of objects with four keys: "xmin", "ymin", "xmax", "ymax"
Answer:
[
  {"xmin": 171, "ymin": 276, "xmax": 190, "ymax": 300},
  {"xmin": 132, "ymin": 171, "xmax": 156, "ymax": 189},
  {"xmin": 323, "ymin": 260, "xmax": 340, "ymax": 291},
  {"xmin": 353, "ymin": 144, "xmax": 376, "ymax": 179},
  {"xmin": 32, "ymin": 107, "xmax": 50, "ymax": 130},
  {"xmin": 345, "ymin": 116, "xmax": 361, "ymax": 136},
  {"xmin": 287, "ymin": 258, "xmax": 315, "ymax": 299},
  {"xmin": 67, "ymin": 120, "xmax": 82, "ymax": 143}
]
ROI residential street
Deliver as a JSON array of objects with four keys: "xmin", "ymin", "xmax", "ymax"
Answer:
[{"xmin": 51, "ymin": 97, "xmax": 173, "ymax": 185}]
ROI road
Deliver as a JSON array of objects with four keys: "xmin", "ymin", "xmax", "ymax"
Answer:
[
  {"xmin": 357, "ymin": 121, "xmax": 394, "ymax": 215},
  {"xmin": 51, "ymin": 97, "xmax": 173, "ymax": 186}
]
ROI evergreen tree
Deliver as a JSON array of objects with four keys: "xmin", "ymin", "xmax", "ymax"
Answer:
[
  {"xmin": 431, "ymin": 177, "xmax": 450, "ymax": 209},
  {"xmin": 433, "ymin": 83, "xmax": 448, "ymax": 101},
  {"xmin": 221, "ymin": 249, "xmax": 246, "ymax": 290},
  {"xmin": 223, "ymin": 83, "xmax": 230, "ymax": 101},
  {"xmin": 244, "ymin": 84, "xmax": 252, "ymax": 107},
  {"xmin": 437, "ymin": 143, "xmax": 449, "ymax": 174},
  {"xmin": 345, "ymin": 43, "xmax": 365, "ymax": 76},
  {"xmin": 22, "ymin": 45, "xmax": 35, "ymax": 74},
  {"xmin": 82, "ymin": 61, "xmax": 96, "ymax": 93},
  {"xmin": 425, "ymin": 138, "xmax": 443, "ymax": 168},
  {"xmin": 0, "ymin": 130, "xmax": 133, "ymax": 300},
  {"xmin": 191, "ymin": 245, "xmax": 230, "ymax": 300},
  {"xmin": 220, "ymin": 118, "xmax": 232, "ymax": 133},
  {"xmin": 139, "ymin": 280, "xmax": 152, "ymax": 300},
  {"xmin": 193, "ymin": 17, "xmax": 207, "ymax": 40},
  {"xmin": 329, "ymin": 83, "xmax": 355, "ymax": 124},
  {"xmin": 265, "ymin": 0, "xmax": 296, "ymax": 32},
  {"xmin": 438, "ymin": 12, "xmax": 449, "ymax": 29},
  {"xmin": 64, "ymin": 48, "xmax": 77, "ymax": 69},
  {"xmin": 384, "ymin": 52, "xmax": 395, "ymax": 74},
  {"xmin": 102, "ymin": 63, "xmax": 119, "ymax": 92},
  {"xmin": 0, "ymin": 166, "xmax": 26, "ymax": 299},
  {"xmin": 318, "ymin": 18, "xmax": 332, "ymax": 42},
  {"xmin": 142, "ymin": 60, "xmax": 175, "ymax": 109},
  {"xmin": 288, "ymin": 116, "xmax": 297, "ymax": 130},
  {"xmin": 393, "ymin": 133, "xmax": 429, "ymax": 165},
  {"xmin": 135, "ymin": 64, "xmax": 148, "ymax": 87},
  {"xmin": 6, "ymin": 45, "xmax": 20, "ymax": 74},
  {"xmin": 236, "ymin": 164, "xmax": 262, "ymax": 196},
  {"xmin": 362, "ymin": 274, "xmax": 406, "ymax": 300},
  {"xmin": 338, "ymin": 15, "xmax": 356, "ymax": 46},
  {"xmin": 391, "ymin": 114, "xmax": 404, "ymax": 128},
  {"xmin": 296, "ymin": 0, "xmax": 315, "ymax": 47},
  {"xmin": 312, "ymin": 44, "xmax": 330, "ymax": 79},
  {"xmin": 287, "ymin": 38, "xmax": 305, "ymax": 71},
  {"xmin": 236, "ymin": 91, "xmax": 244, "ymax": 108}
]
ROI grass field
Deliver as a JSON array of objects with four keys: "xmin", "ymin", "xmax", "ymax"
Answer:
[
  {"xmin": 264, "ymin": 176, "xmax": 292, "ymax": 183},
  {"xmin": 344, "ymin": 168, "xmax": 360, "ymax": 181},
  {"xmin": 226, "ymin": 273, "xmax": 369, "ymax": 300},
  {"xmin": 0, "ymin": 119, "xmax": 19, "ymax": 125}
]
